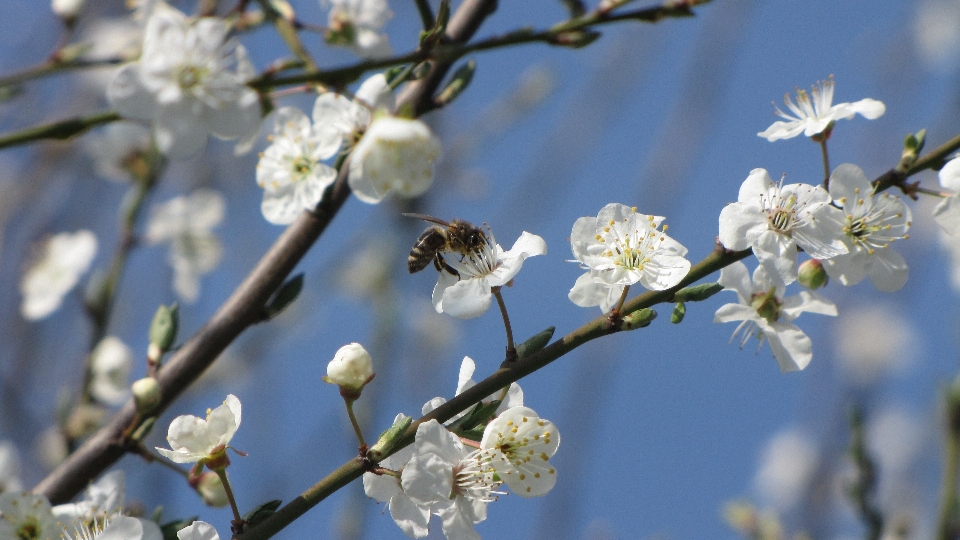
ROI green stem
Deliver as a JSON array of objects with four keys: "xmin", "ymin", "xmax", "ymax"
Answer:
[
  {"xmin": 344, "ymin": 399, "xmax": 366, "ymax": 448},
  {"xmin": 0, "ymin": 57, "xmax": 126, "ymax": 91},
  {"xmin": 492, "ymin": 287, "xmax": 515, "ymax": 358},
  {"xmin": 614, "ymin": 284, "xmax": 631, "ymax": 313},
  {"xmin": 820, "ymin": 138, "xmax": 831, "ymax": 189},
  {"xmin": 414, "ymin": 0, "xmax": 435, "ymax": 30},
  {"xmin": 253, "ymin": 0, "xmax": 319, "ymax": 73},
  {"xmin": 0, "ymin": 111, "xmax": 120, "ymax": 150},
  {"xmin": 215, "ymin": 468, "xmax": 244, "ymax": 525}
]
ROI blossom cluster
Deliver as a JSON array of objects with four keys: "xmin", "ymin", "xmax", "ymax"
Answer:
[{"xmin": 363, "ymin": 358, "xmax": 559, "ymax": 540}]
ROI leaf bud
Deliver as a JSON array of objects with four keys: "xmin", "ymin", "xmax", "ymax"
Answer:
[
  {"xmin": 367, "ymin": 414, "xmax": 412, "ymax": 461},
  {"xmin": 149, "ymin": 303, "xmax": 179, "ymax": 353},
  {"xmin": 619, "ymin": 308, "xmax": 656, "ymax": 331},
  {"xmin": 435, "ymin": 59, "xmax": 476, "ymax": 108},
  {"xmin": 549, "ymin": 29, "xmax": 601, "ymax": 49},
  {"xmin": 323, "ymin": 343, "xmax": 375, "ymax": 399},
  {"xmin": 797, "ymin": 259, "xmax": 828, "ymax": 290},
  {"xmin": 515, "ymin": 326, "xmax": 555, "ymax": 359},
  {"xmin": 671, "ymin": 302, "xmax": 686, "ymax": 324},
  {"xmin": 674, "ymin": 282, "xmax": 723, "ymax": 302},
  {"xmin": 132, "ymin": 377, "xmax": 162, "ymax": 415}
]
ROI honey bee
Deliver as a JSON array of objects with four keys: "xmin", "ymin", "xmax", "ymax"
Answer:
[{"xmin": 404, "ymin": 213, "xmax": 488, "ymax": 277}]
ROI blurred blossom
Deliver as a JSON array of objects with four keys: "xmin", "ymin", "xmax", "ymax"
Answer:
[
  {"xmin": 84, "ymin": 122, "xmax": 152, "ymax": 182},
  {"xmin": 867, "ymin": 407, "xmax": 923, "ymax": 479},
  {"xmin": 145, "ymin": 189, "xmax": 225, "ymax": 302},
  {"xmin": 754, "ymin": 429, "xmax": 819, "ymax": 510},
  {"xmin": 0, "ymin": 491, "xmax": 59, "ymax": 540},
  {"xmin": 51, "ymin": 0, "xmax": 84, "ymax": 19},
  {"xmin": 107, "ymin": 4, "xmax": 261, "ymax": 157},
  {"xmin": 89, "ymin": 337, "xmax": 134, "ymax": 406},
  {"xmin": 338, "ymin": 237, "xmax": 395, "ymax": 298},
  {"xmin": 834, "ymin": 304, "xmax": 916, "ymax": 384},
  {"xmin": 938, "ymin": 229, "xmax": 960, "ymax": 292},
  {"xmin": 410, "ymin": 299, "xmax": 459, "ymax": 352},
  {"xmin": 933, "ymin": 157, "xmax": 960, "ymax": 235},
  {"xmin": 0, "ymin": 441, "xmax": 23, "ymax": 493},
  {"xmin": 914, "ymin": 0, "xmax": 960, "ymax": 72},
  {"xmin": 324, "ymin": 0, "xmax": 393, "ymax": 58},
  {"xmin": 53, "ymin": 469, "xmax": 125, "ymax": 523},
  {"xmin": 36, "ymin": 427, "xmax": 69, "ymax": 470},
  {"xmin": 20, "ymin": 230, "xmax": 98, "ymax": 320}
]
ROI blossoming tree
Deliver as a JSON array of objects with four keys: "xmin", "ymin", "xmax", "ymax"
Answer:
[{"xmin": 0, "ymin": 1, "xmax": 958, "ymax": 540}]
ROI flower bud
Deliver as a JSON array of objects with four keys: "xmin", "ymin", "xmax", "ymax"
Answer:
[
  {"xmin": 797, "ymin": 259, "xmax": 828, "ymax": 290},
  {"xmin": 149, "ymin": 303, "xmax": 179, "ymax": 355},
  {"xmin": 619, "ymin": 308, "xmax": 656, "ymax": 331},
  {"xmin": 132, "ymin": 377, "xmax": 161, "ymax": 415},
  {"xmin": 196, "ymin": 472, "xmax": 228, "ymax": 507},
  {"xmin": 324, "ymin": 343, "xmax": 375, "ymax": 396}
]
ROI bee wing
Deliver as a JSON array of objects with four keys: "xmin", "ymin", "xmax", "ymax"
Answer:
[{"xmin": 401, "ymin": 213, "xmax": 451, "ymax": 227}]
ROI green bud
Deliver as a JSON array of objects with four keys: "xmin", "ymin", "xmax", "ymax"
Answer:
[
  {"xmin": 515, "ymin": 326, "xmax": 555, "ymax": 359},
  {"xmin": 899, "ymin": 129, "xmax": 927, "ymax": 172},
  {"xmin": 674, "ymin": 282, "xmax": 723, "ymax": 302},
  {"xmin": 671, "ymin": 302, "xmax": 686, "ymax": 324},
  {"xmin": 132, "ymin": 377, "xmax": 162, "ymax": 416},
  {"xmin": 412, "ymin": 61, "xmax": 433, "ymax": 80},
  {"xmin": 264, "ymin": 273, "xmax": 304, "ymax": 320},
  {"xmin": 149, "ymin": 303, "xmax": 179, "ymax": 352},
  {"xmin": 619, "ymin": 308, "xmax": 656, "ymax": 331},
  {"xmin": 385, "ymin": 65, "xmax": 410, "ymax": 86},
  {"xmin": 549, "ymin": 29, "xmax": 601, "ymax": 49},
  {"xmin": 435, "ymin": 59, "xmax": 476, "ymax": 108},
  {"xmin": 368, "ymin": 414, "xmax": 413, "ymax": 461},
  {"xmin": 750, "ymin": 288, "xmax": 780, "ymax": 324},
  {"xmin": 797, "ymin": 259, "xmax": 828, "ymax": 290}
]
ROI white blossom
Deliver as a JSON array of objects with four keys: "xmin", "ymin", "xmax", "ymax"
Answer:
[
  {"xmin": 348, "ymin": 117, "xmax": 441, "ymax": 204},
  {"xmin": 106, "ymin": 6, "xmax": 261, "ymax": 158},
  {"xmin": 0, "ymin": 491, "xmax": 59, "ymax": 540},
  {"xmin": 53, "ymin": 470, "xmax": 126, "ymax": 525},
  {"xmin": 51, "ymin": 0, "xmax": 84, "ymax": 19},
  {"xmin": 311, "ymin": 73, "xmax": 394, "ymax": 142},
  {"xmin": 324, "ymin": 0, "xmax": 393, "ymax": 58},
  {"xmin": 20, "ymin": 230, "xmax": 97, "ymax": 321},
  {"xmin": 157, "ymin": 394, "xmax": 241, "ymax": 464},
  {"xmin": 478, "ymin": 406, "xmax": 559, "ymax": 498},
  {"xmin": 256, "ymin": 107, "xmax": 341, "ymax": 225},
  {"xmin": 718, "ymin": 168, "xmax": 848, "ymax": 285},
  {"xmin": 758, "ymin": 77, "xmax": 885, "ymax": 141},
  {"xmin": 176, "ymin": 521, "xmax": 221, "ymax": 540},
  {"xmin": 568, "ymin": 203, "xmax": 690, "ymax": 312},
  {"xmin": 934, "ymin": 156, "xmax": 960, "ymax": 235},
  {"xmin": 145, "ymin": 189, "xmax": 224, "ymax": 302},
  {"xmin": 713, "ymin": 261, "xmax": 837, "ymax": 372},
  {"xmin": 422, "ymin": 356, "xmax": 523, "ymax": 424},
  {"xmin": 362, "ymin": 423, "xmax": 430, "ymax": 538},
  {"xmin": 62, "ymin": 515, "xmax": 161, "ymax": 540},
  {"xmin": 822, "ymin": 163, "xmax": 911, "ymax": 291},
  {"xmin": 89, "ymin": 337, "xmax": 134, "ymax": 406},
  {"xmin": 834, "ymin": 304, "xmax": 917, "ymax": 384},
  {"xmin": 432, "ymin": 228, "xmax": 546, "ymax": 319},
  {"xmin": 402, "ymin": 420, "xmax": 499, "ymax": 540}
]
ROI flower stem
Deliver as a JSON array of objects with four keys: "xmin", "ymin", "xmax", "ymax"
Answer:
[
  {"xmin": 492, "ymin": 287, "xmax": 516, "ymax": 360},
  {"xmin": 344, "ymin": 399, "xmax": 367, "ymax": 448},
  {"xmin": 820, "ymin": 138, "xmax": 831, "ymax": 189},
  {"xmin": 615, "ymin": 285, "xmax": 631, "ymax": 314},
  {"xmin": 214, "ymin": 468, "xmax": 244, "ymax": 526}
]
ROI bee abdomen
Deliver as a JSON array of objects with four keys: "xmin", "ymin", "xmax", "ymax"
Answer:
[{"xmin": 408, "ymin": 229, "xmax": 447, "ymax": 273}]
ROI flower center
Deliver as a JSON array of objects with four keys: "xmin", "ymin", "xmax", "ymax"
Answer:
[
  {"xmin": 597, "ymin": 213, "xmax": 665, "ymax": 272},
  {"xmin": 840, "ymin": 192, "xmax": 909, "ymax": 255},
  {"xmin": 750, "ymin": 287, "xmax": 782, "ymax": 324},
  {"xmin": 15, "ymin": 519, "xmax": 41, "ymax": 540},
  {"xmin": 453, "ymin": 451, "xmax": 502, "ymax": 503},
  {"xmin": 177, "ymin": 65, "xmax": 208, "ymax": 91}
]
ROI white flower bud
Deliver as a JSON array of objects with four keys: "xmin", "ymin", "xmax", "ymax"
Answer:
[
  {"xmin": 348, "ymin": 117, "xmax": 441, "ymax": 204},
  {"xmin": 324, "ymin": 343, "xmax": 374, "ymax": 393},
  {"xmin": 132, "ymin": 377, "xmax": 162, "ymax": 415},
  {"xmin": 52, "ymin": 0, "xmax": 84, "ymax": 19},
  {"xmin": 196, "ymin": 472, "xmax": 228, "ymax": 507}
]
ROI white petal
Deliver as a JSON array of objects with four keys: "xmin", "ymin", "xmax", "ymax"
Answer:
[
  {"xmin": 713, "ymin": 303, "xmax": 757, "ymax": 324},
  {"xmin": 765, "ymin": 322, "xmax": 812, "ymax": 372},
  {"xmin": 832, "ymin": 98, "xmax": 886, "ymax": 120},
  {"xmin": 388, "ymin": 494, "xmax": 431, "ymax": 538},
  {"xmin": 718, "ymin": 203, "xmax": 764, "ymax": 251},
  {"xmin": 940, "ymin": 157, "xmax": 960, "ymax": 192},
  {"xmin": 717, "ymin": 260, "xmax": 752, "ymax": 303},
  {"xmin": 177, "ymin": 520, "xmax": 221, "ymax": 540},
  {"xmin": 107, "ymin": 64, "xmax": 157, "ymax": 120},
  {"xmin": 934, "ymin": 196, "xmax": 960, "ymax": 235},
  {"xmin": 438, "ymin": 278, "xmax": 493, "ymax": 319}
]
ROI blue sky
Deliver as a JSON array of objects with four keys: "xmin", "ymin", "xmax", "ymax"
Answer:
[{"xmin": 2, "ymin": 0, "xmax": 960, "ymax": 539}]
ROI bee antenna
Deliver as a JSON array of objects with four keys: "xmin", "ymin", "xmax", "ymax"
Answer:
[{"xmin": 401, "ymin": 213, "xmax": 450, "ymax": 226}]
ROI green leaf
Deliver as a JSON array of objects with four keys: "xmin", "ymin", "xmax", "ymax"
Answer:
[
  {"xmin": 243, "ymin": 500, "xmax": 283, "ymax": 529},
  {"xmin": 264, "ymin": 273, "xmax": 304, "ymax": 320},
  {"xmin": 516, "ymin": 326, "xmax": 555, "ymax": 359},
  {"xmin": 673, "ymin": 282, "xmax": 723, "ymax": 302},
  {"xmin": 671, "ymin": 302, "xmax": 686, "ymax": 324}
]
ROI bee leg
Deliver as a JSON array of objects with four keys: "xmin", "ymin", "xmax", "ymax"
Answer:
[{"xmin": 435, "ymin": 253, "xmax": 460, "ymax": 279}]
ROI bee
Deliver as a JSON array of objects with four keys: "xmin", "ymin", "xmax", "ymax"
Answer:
[{"xmin": 404, "ymin": 213, "xmax": 488, "ymax": 278}]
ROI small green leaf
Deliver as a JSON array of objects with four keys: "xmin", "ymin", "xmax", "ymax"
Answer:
[
  {"xmin": 671, "ymin": 302, "xmax": 686, "ymax": 324},
  {"xmin": 149, "ymin": 303, "xmax": 179, "ymax": 351},
  {"xmin": 673, "ymin": 282, "xmax": 723, "ymax": 302},
  {"xmin": 516, "ymin": 326, "xmax": 555, "ymax": 359},
  {"xmin": 368, "ymin": 415, "xmax": 413, "ymax": 461},
  {"xmin": 264, "ymin": 273, "xmax": 304, "ymax": 320},
  {"xmin": 435, "ymin": 59, "xmax": 476, "ymax": 108},
  {"xmin": 243, "ymin": 500, "xmax": 283, "ymax": 529}
]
